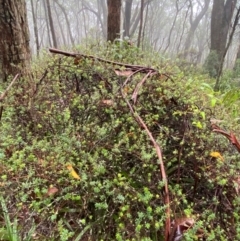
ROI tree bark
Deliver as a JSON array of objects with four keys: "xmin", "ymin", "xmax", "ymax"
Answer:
[
  {"xmin": 0, "ymin": 0, "xmax": 31, "ymax": 81},
  {"xmin": 107, "ymin": 0, "xmax": 121, "ymax": 42}
]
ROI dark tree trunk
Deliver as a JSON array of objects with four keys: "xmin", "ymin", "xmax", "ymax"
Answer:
[
  {"xmin": 123, "ymin": 0, "xmax": 133, "ymax": 37},
  {"xmin": 107, "ymin": 0, "xmax": 121, "ymax": 42},
  {"xmin": 215, "ymin": 5, "xmax": 240, "ymax": 90},
  {"xmin": 210, "ymin": 0, "xmax": 237, "ymax": 71},
  {"xmin": 0, "ymin": 0, "xmax": 31, "ymax": 81}
]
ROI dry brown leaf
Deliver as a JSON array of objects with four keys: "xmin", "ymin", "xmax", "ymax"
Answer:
[
  {"xmin": 114, "ymin": 69, "xmax": 133, "ymax": 77},
  {"xmin": 100, "ymin": 99, "xmax": 114, "ymax": 106},
  {"xmin": 233, "ymin": 176, "xmax": 240, "ymax": 195},
  {"xmin": 169, "ymin": 217, "xmax": 195, "ymax": 241},
  {"xmin": 47, "ymin": 186, "xmax": 59, "ymax": 196}
]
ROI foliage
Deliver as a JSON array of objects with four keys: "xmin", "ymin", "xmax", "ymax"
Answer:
[
  {"xmin": 0, "ymin": 43, "xmax": 239, "ymax": 240},
  {"xmin": 203, "ymin": 50, "xmax": 220, "ymax": 78},
  {"xmin": 233, "ymin": 59, "xmax": 240, "ymax": 78}
]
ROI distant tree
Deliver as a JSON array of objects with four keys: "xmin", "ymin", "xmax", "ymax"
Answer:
[
  {"xmin": 107, "ymin": 0, "xmax": 121, "ymax": 42},
  {"xmin": 46, "ymin": 0, "xmax": 58, "ymax": 48},
  {"xmin": 30, "ymin": 0, "xmax": 40, "ymax": 55},
  {"xmin": 123, "ymin": 0, "xmax": 133, "ymax": 37},
  {"xmin": 54, "ymin": 0, "xmax": 74, "ymax": 46},
  {"xmin": 137, "ymin": 0, "xmax": 144, "ymax": 47},
  {"xmin": 0, "ymin": 0, "xmax": 31, "ymax": 81},
  {"xmin": 184, "ymin": 0, "xmax": 210, "ymax": 56},
  {"xmin": 208, "ymin": 0, "xmax": 237, "ymax": 81}
]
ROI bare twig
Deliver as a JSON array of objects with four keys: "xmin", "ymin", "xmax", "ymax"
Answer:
[{"xmin": 0, "ymin": 74, "xmax": 20, "ymax": 101}]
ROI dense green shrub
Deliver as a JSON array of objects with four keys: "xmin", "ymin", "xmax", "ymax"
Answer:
[{"xmin": 0, "ymin": 44, "xmax": 239, "ymax": 240}]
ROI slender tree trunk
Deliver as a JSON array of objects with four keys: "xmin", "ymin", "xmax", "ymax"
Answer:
[
  {"xmin": 163, "ymin": 0, "xmax": 180, "ymax": 54},
  {"xmin": 53, "ymin": 2, "xmax": 66, "ymax": 46},
  {"xmin": 107, "ymin": 0, "xmax": 121, "ymax": 42},
  {"xmin": 0, "ymin": 0, "xmax": 31, "ymax": 81},
  {"xmin": 123, "ymin": 0, "xmax": 133, "ymax": 37},
  {"xmin": 176, "ymin": 4, "xmax": 190, "ymax": 54},
  {"xmin": 137, "ymin": 0, "xmax": 144, "ymax": 48},
  {"xmin": 184, "ymin": 0, "xmax": 210, "ymax": 55},
  {"xmin": 43, "ymin": 0, "xmax": 52, "ymax": 46},
  {"xmin": 46, "ymin": 0, "xmax": 58, "ymax": 48},
  {"xmin": 129, "ymin": 0, "xmax": 152, "ymax": 37},
  {"xmin": 142, "ymin": 1, "xmax": 150, "ymax": 49},
  {"xmin": 54, "ymin": 0, "xmax": 74, "ymax": 46},
  {"xmin": 100, "ymin": 0, "xmax": 108, "ymax": 38},
  {"xmin": 30, "ymin": 0, "xmax": 40, "ymax": 56}
]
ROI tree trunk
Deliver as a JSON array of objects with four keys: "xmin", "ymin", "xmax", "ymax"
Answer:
[
  {"xmin": 123, "ymin": 0, "xmax": 133, "ymax": 37},
  {"xmin": 215, "ymin": 5, "xmax": 240, "ymax": 90},
  {"xmin": 163, "ymin": 0, "xmax": 181, "ymax": 54},
  {"xmin": 210, "ymin": 0, "xmax": 237, "ymax": 77},
  {"xmin": 137, "ymin": 0, "xmax": 144, "ymax": 48},
  {"xmin": 43, "ymin": 0, "xmax": 52, "ymax": 46},
  {"xmin": 0, "ymin": 0, "xmax": 31, "ymax": 81},
  {"xmin": 129, "ymin": 0, "xmax": 152, "ymax": 38},
  {"xmin": 184, "ymin": 0, "xmax": 210, "ymax": 55},
  {"xmin": 54, "ymin": 0, "xmax": 74, "ymax": 46},
  {"xmin": 30, "ymin": 0, "xmax": 40, "ymax": 56},
  {"xmin": 46, "ymin": 0, "xmax": 58, "ymax": 48},
  {"xmin": 53, "ymin": 1, "xmax": 66, "ymax": 46},
  {"xmin": 107, "ymin": 0, "xmax": 121, "ymax": 42}
]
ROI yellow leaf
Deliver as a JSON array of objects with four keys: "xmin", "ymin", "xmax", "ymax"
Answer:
[
  {"xmin": 210, "ymin": 152, "xmax": 224, "ymax": 161},
  {"xmin": 67, "ymin": 164, "xmax": 81, "ymax": 180}
]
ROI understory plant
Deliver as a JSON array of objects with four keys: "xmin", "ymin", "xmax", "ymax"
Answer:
[{"xmin": 0, "ymin": 43, "xmax": 239, "ymax": 240}]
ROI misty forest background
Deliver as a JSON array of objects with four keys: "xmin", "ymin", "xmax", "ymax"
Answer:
[
  {"xmin": 26, "ymin": 0, "xmax": 240, "ymax": 75},
  {"xmin": 0, "ymin": 0, "xmax": 240, "ymax": 241}
]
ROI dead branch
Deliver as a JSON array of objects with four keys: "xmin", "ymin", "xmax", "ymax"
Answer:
[
  {"xmin": 49, "ymin": 47, "xmax": 158, "ymax": 74},
  {"xmin": 0, "ymin": 74, "xmax": 20, "ymax": 101},
  {"xmin": 121, "ymin": 88, "xmax": 171, "ymax": 241},
  {"xmin": 211, "ymin": 124, "xmax": 240, "ymax": 153}
]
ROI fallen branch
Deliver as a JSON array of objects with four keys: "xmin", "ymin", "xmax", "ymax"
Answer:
[
  {"xmin": 121, "ymin": 88, "xmax": 171, "ymax": 241},
  {"xmin": 49, "ymin": 47, "xmax": 158, "ymax": 74},
  {"xmin": 211, "ymin": 124, "xmax": 240, "ymax": 153},
  {"xmin": 0, "ymin": 74, "xmax": 20, "ymax": 101}
]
